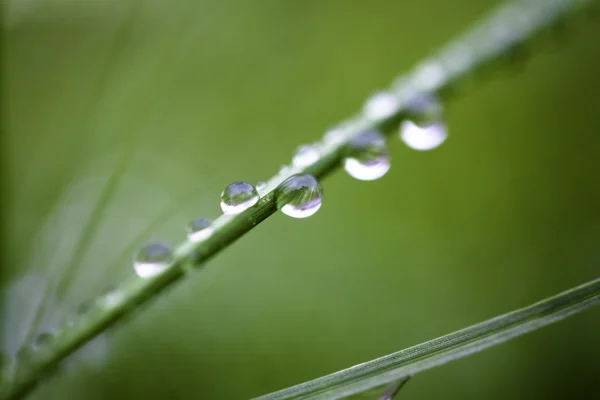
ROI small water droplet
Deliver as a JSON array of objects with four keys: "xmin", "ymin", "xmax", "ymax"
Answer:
[
  {"xmin": 220, "ymin": 182, "xmax": 259, "ymax": 214},
  {"xmin": 33, "ymin": 332, "xmax": 54, "ymax": 351},
  {"xmin": 275, "ymin": 174, "xmax": 322, "ymax": 219},
  {"xmin": 256, "ymin": 181, "xmax": 267, "ymax": 194},
  {"xmin": 400, "ymin": 94, "xmax": 447, "ymax": 151},
  {"xmin": 363, "ymin": 91, "xmax": 399, "ymax": 120},
  {"xmin": 292, "ymin": 144, "xmax": 319, "ymax": 168},
  {"xmin": 323, "ymin": 126, "xmax": 346, "ymax": 145},
  {"xmin": 343, "ymin": 131, "xmax": 390, "ymax": 181},
  {"xmin": 133, "ymin": 241, "xmax": 173, "ymax": 278},
  {"xmin": 97, "ymin": 286, "xmax": 123, "ymax": 309},
  {"xmin": 186, "ymin": 217, "xmax": 213, "ymax": 242}
]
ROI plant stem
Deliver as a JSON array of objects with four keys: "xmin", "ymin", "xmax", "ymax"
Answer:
[
  {"xmin": 255, "ymin": 278, "xmax": 600, "ymax": 399},
  {"xmin": 1, "ymin": 0, "xmax": 594, "ymax": 399}
]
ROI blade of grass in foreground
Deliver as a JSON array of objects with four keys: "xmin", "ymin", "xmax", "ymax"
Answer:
[{"xmin": 255, "ymin": 278, "xmax": 600, "ymax": 399}]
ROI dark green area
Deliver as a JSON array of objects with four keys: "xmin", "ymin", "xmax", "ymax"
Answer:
[{"xmin": 2, "ymin": 0, "xmax": 599, "ymax": 399}]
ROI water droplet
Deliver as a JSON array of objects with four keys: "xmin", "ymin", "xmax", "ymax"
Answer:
[
  {"xmin": 275, "ymin": 174, "xmax": 322, "ymax": 219},
  {"xmin": 186, "ymin": 217, "xmax": 213, "ymax": 242},
  {"xmin": 220, "ymin": 182, "xmax": 259, "ymax": 214},
  {"xmin": 343, "ymin": 131, "xmax": 390, "ymax": 181},
  {"xmin": 400, "ymin": 94, "xmax": 447, "ymax": 151},
  {"xmin": 323, "ymin": 126, "xmax": 346, "ymax": 145},
  {"xmin": 279, "ymin": 165, "xmax": 292, "ymax": 175},
  {"xmin": 133, "ymin": 241, "xmax": 173, "ymax": 278},
  {"xmin": 363, "ymin": 91, "xmax": 399, "ymax": 120},
  {"xmin": 256, "ymin": 181, "xmax": 267, "ymax": 194},
  {"xmin": 400, "ymin": 120, "xmax": 447, "ymax": 151},
  {"xmin": 33, "ymin": 332, "xmax": 54, "ymax": 351},
  {"xmin": 292, "ymin": 144, "xmax": 319, "ymax": 168},
  {"xmin": 97, "ymin": 286, "xmax": 123, "ymax": 309}
]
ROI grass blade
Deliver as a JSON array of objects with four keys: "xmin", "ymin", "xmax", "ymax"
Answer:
[{"xmin": 255, "ymin": 278, "xmax": 600, "ymax": 399}]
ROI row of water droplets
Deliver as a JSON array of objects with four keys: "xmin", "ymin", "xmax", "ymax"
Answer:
[
  {"xmin": 13, "ymin": 89, "xmax": 447, "ymax": 372},
  {"xmin": 134, "ymin": 90, "xmax": 447, "ymax": 279}
]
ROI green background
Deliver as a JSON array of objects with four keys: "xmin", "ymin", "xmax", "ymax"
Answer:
[{"xmin": 3, "ymin": 0, "xmax": 600, "ymax": 399}]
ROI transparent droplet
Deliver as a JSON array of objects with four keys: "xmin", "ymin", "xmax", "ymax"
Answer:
[
  {"xmin": 363, "ymin": 91, "xmax": 399, "ymax": 120},
  {"xmin": 292, "ymin": 144, "xmax": 319, "ymax": 168},
  {"xmin": 97, "ymin": 286, "xmax": 123, "ymax": 309},
  {"xmin": 33, "ymin": 332, "xmax": 54, "ymax": 351},
  {"xmin": 186, "ymin": 217, "xmax": 213, "ymax": 242},
  {"xmin": 220, "ymin": 182, "xmax": 259, "ymax": 214},
  {"xmin": 256, "ymin": 181, "xmax": 267, "ymax": 194},
  {"xmin": 323, "ymin": 126, "xmax": 346, "ymax": 146},
  {"xmin": 400, "ymin": 94, "xmax": 447, "ymax": 151},
  {"xmin": 275, "ymin": 174, "xmax": 322, "ymax": 219},
  {"xmin": 279, "ymin": 165, "xmax": 292, "ymax": 175},
  {"xmin": 400, "ymin": 120, "xmax": 447, "ymax": 151},
  {"xmin": 133, "ymin": 241, "xmax": 173, "ymax": 278},
  {"xmin": 343, "ymin": 131, "xmax": 390, "ymax": 181}
]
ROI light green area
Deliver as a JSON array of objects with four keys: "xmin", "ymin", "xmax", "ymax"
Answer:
[{"xmin": 2, "ymin": 0, "xmax": 600, "ymax": 399}]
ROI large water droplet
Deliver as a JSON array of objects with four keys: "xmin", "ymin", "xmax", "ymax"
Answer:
[
  {"xmin": 400, "ymin": 94, "xmax": 447, "ymax": 151},
  {"xmin": 363, "ymin": 91, "xmax": 399, "ymax": 120},
  {"xmin": 343, "ymin": 131, "xmax": 390, "ymax": 181},
  {"xmin": 220, "ymin": 182, "xmax": 259, "ymax": 214},
  {"xmin": 292, "ymin": 144, "xmax": 319, "ymax": 168},
  {"xmin": 400, "ymin": 120, "xmax": 447, "ymax": 151},
  {"xmin": 275, "ymin": 174, "xmax": 322, "ymax": 219},
  {"xmin": 186, "ymin": 217, "xmax": 213, "ymax": 242},
  {"xmin": 133, "ymin": 241, "xmax": 173, "ymax": 278}
]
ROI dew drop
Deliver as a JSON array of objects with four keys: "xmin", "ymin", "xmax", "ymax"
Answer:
[
  {"xmin": 400, "ymin": 94, "xmax": 447, "ymax": 151},
  {"xmin": 33, "ymin": 332, "xmax": 54, "ymax": 351},
  {"xmin": 275, "ymin": 174, "xmax": 322, "ymax": 219},
  {"xmin": 256, "ymin": 181, "xmax": 267, "ymax": 194},
  {"xmin": 133, "ymin": 241, "xmax": 173, "ymax": 278},
  {"xmin": 186, "ymin": 217, "xmax": 213, "ymax": 242},
  {"xmin": 400, "ymin": 120, "xmax": 447, "ymax": 151},
  {"xmin": 343, "ymin": 131, "xmax": 390, "ymax": 181},
  {"xmin": 97, "ymin": 286, "xmax": 123, "ymax": 309},
  {"xmin": 292, "ymin": 144, "xmax": 319, "ymax": 168},
  {"xmin": 323, "ymin": 126, "xmax": 345, "ymax": 145},
  {"xmin": 279, "ymin": 165, "xmax": 292, "ymax": 175},
  {"xmin": 220, "ymin": 182, "xmax": 259, "ymax": 214},
  {"xmin": 363, "ymin": 91, "xmax": 399, "ymax": 120}
]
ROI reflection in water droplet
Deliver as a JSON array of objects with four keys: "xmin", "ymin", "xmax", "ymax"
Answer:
[
  {"xmin": 292, "ymin": 144, "xmax": 319, "ymax": 168},
  {"xmin": 400, "ymin": 94, "xmax": 447, "ymax": 151},
  {"xmin": 363, "ymin": 92, "xmax": 399, "ymax": 120},
  {"xmin": 343, "ymin": 131, "xmax": 390, "ymax": 181},
  {"xmin": 220, "ymin": 182, "xmax": 259, "ymax": 214},
  {"xmin": 186, "ymin": 217, "xmax": 213, "ymax": 242},
  {"xmin": 275, "ymin": 174, "xmax": 322, "ymax": 219},
  {"xmin": 133, "ymin": 241, "xmax": 173, "ymax": 278}
]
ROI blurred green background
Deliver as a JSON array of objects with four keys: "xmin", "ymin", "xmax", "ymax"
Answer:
[{"xmin": 2, "ymin": 0, "xmax": 600, "ymax": 399}]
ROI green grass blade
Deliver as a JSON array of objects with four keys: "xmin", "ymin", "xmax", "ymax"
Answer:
[{"xmin": 255, "ymin": 278, "xmax": 600, "ymax": 399}]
